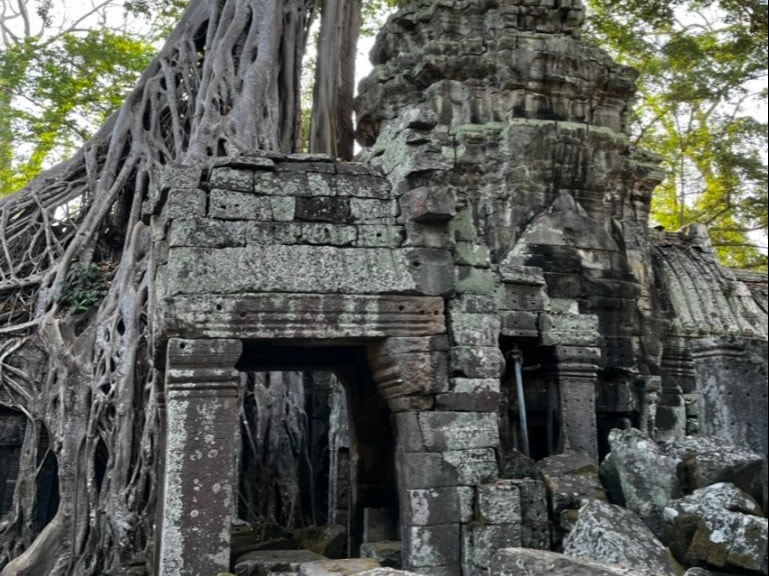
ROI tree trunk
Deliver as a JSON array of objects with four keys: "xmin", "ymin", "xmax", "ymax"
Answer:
[
  {"xmin": 309, "ymin": 0, "xmax": 361, "ymax": 160},
  {"xmin": 0, "ymin": 0, "xmax": 329, "ymax": 573}
]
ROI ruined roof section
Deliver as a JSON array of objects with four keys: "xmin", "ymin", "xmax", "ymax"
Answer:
[{"xmin": 651, "ymin": 225, "xmax": 768, "ymax": 340}]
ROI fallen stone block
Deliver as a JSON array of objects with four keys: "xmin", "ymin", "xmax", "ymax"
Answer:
[
  {"xmin": 563, "ymin": 499, "xmax": 679, "ymax": 576},
  {"xmin": 663, "ymin": 482, "xmax": 768, "ymax": 575},
  {"xmin": 490, "ymin": 548, "xmax": 666, "ymax": 576},
  {"xmin": 298, "ymin": 558, "xmax": 381, "ymax": 575},
  {"xmin": 233, "ymin": 549, "xmax": 327, "ymax": 576}
]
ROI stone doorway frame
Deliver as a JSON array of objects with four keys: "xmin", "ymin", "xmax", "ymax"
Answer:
[{"xmin": 155, "ymin": 292, "xmax": 448, "ymax": 576}]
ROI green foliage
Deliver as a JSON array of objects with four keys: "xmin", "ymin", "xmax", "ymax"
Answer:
[
  {"xmin": 0, "ymin": 31, "xmax": 156, "ymax": 194},
  {"xmin": 0, "ymin": 0, "xmax": 183, "ymax": 197},
  {"xmin": 585, "ymin": 0, "xmax": 768, "ymax": 270},
  {"xmin": 56, "ymin": 261, "xmax": 110, "ymax": 313}
]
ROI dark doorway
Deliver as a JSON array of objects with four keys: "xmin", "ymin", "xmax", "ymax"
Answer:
[{"xmin": 235, "ymin": 343, "xmax": 399, "ymax": 557}]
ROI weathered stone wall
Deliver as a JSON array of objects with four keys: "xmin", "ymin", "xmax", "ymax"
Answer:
[{"xmin": 141, "ymin": 0, "xmax": 768, "ymax": 574}]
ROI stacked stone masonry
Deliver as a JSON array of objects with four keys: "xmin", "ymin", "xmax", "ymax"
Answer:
[{"xmin": 134, "ymin": 0, "xmax": 769, "ymax": 575}]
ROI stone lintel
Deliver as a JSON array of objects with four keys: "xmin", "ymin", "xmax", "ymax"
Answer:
[{"xmin": 161, "ymin": 294, "xmax": 446, "ymax": 340}]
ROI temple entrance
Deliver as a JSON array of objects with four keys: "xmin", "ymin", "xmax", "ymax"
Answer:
[{"xmin": 234, "ymin": 343, "xmax": 399, "ymax": 559}]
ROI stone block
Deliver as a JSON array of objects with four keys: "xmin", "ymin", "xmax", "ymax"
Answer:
[
  {"xmin": 270, "ymin": 196, "xmax": 296, "ymax": 221},
  {"xmin": 435, "ymin": 378, "xmax": 501, "ymax": 412},
  {"xmin": 164, "ymin": 246, "xmax": 420, "ymax": 296},
  {"xmin": 454, "ymin": 266, "xmax": 496, "ymax": 295},
  {"xmin": 298, "ymin": 558, "xmax": 381, "ymax": 575},
  {"xmin": 233, "ymin": 549, "xmax": 327, "ymax": 576},
  {"xmin": 499, "ymin": 310, "xmax": 539, "ymax": 337},
  {"xmin": 454, "ymin": 243, "xmax": 490, "ymax": 267},
  {"xmin": 402, "ymin": 487, "xmax": 474, "ymax": 526},
  {"xmin": 213, "ymin": 155, "xmax": 275, "ymax": 170},
  {"xmin": 397, "ymin": 449, "xmax": 497, "ymax": 489},
  {"xmin": 450, "ymin": 347, "xmax": 505, "ymax": 379},
  {"xmin": 418, "ymin": 412, "xmax": 499, "ymax": 451},
  {"xmin": 663, "ymin": 482, "xmax": 768, "ymax": 575},
  {"xmin": 508, "ymin": 478, "xmax": 550, "ymax": 549},
  {"xmin": 169, "ymin": 218, "xmax": 246, "ymax": 248},
  {"xmin": 402, "ymin": 222, "xmax": 453, "ymax": 249},
  {"xmin": 476, "ymin": 482, "xmax": 521, "ymax": 524},
  {"xmin": 536, "ymin": 451, "xmax": 607, "ymax": 516},
  {"xmin": 359, "ymin": 542, "xmax": 403, "ymax": 570},
  {"xmin": 660, "ymin": 435, "xmax": 764, "ymax": 504},
  {"xmin": 246, "ymin": 222, "xmax": 357, "ymax": 246},
  {"xmin": 209, "ymin": 189, "xmax": 272, "ymax": 220},
  {"xmin": 209, "ymin": 166, "xmax": 254, "ymax": 192},
  {"xmin": 434, "ymin": 392, "xmax": 500, "ymax": 412},
  {"xmin": 161, "ymin": 164, "xmax": 202, "ymax": 191},
  {"xmin": 405, "ymin": 248, "xmax": 455, "ymax": 296},
  {"xmin": 167, "ymin": 188, "xmax": 206, "ymax": 219},
  {"xmin": 399, "ymin": 187, "xmax": 456, "ymax": 223},
  {"xmin": 334, "ymin": 173, "xmax": 391, "ymax": 199},
  {"xmin": 442, "ymin": 449, "xmax": 498, "ymax": 486},
  {"xmin": 491, "ymin": 548, "xmax": 661, "ymax": 576},
  {"xmin": 306, "ymin": 172, "xmax": 335, "ymax": 195},
  {"xmin": 393, "ymin": 413, "xmax": 426, "ymax": 453},
  {"xmin": 388, "ymin": 396, "xmax": 436, "ymax": 413},
  {"xmin": 498, "ymin": 284, "xmax": 549, "ymax": 312},
  {"xmin": 357, "ymin": 225, "xmax": 404, "ymax": 247},
  {"xmin": 462, "ymin": 523, "xmax": 522, "ymax": 569},
  {"xmin": 449, "ymin": 208, "xmax": 478, "ymax": 242},
  {"xmin": 449, "ymin": 312, "xmax": 501, "ymax": 346},
  {"xmin": 564, "ymin": 499, "xmax": 678, "ymax": 576},
  {"xmin": 351, "ymin": 198, "xmax": 399, "ymax": 220},
  {"xmin": 403, "ymin": 524, "xmax": 460, "ymax": 568},
  {"xmin": 448, "ymin": 295, "xmax": 497, "ymax": 314},
  {"xmin": 294, "ymin": 196, "xmax": 351, "ymax": 223}
]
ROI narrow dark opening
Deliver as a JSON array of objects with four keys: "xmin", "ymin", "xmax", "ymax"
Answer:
[
  {"xmin": 233, "ymin": 343, "xmax": 398, "ymax": 563},
  {"xmin": 498, "ymin": 337, "xmax": 552, "ymax": 465},
  {"xmin": 35, "ymin": 426, "xmax": 59, "ymax": 532}
]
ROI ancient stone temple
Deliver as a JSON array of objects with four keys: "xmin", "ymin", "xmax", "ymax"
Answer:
[
  {"xmin": 0, "ymin": 0, "xmax": 767, "ymax": 575},
  {"xmin": 136, "ymin": 1, "xmax": 769, "ymax": 574}
]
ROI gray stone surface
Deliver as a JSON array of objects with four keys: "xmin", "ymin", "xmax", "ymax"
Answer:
[
  {"xmin": 357, "ymin": 570, "xmax": 418, "ymax": 576},
  {"xmin": 163, "ymin": 246, "xmax": 422, "ymax": 296},
  {"xmin": 663, "ymin": 482, "xmax": 768, "ymax": 575},
  {"xmin": 606, "ymin": 428, "xmax": 679, "ymax": 513},
  {"xmin": 234, "ymin": 550, "xmax": 327, "ymax": 576},
  {"xmin": 298, "ymin": 558, "xmax": 381, "ymax": 576},
  {"xmin": 563, "ymin": 499, "xmax": 678, "ymax": 576},
  {"xmin": 536, "ymin": 451, "xmax": 607, "ymax": 516},
  {"xmin": 660, "ymin": 435, "xmax": 764, "ymax": 504},
  {"xmin": 403, "ymin": 523, "xmax": 460, "ymax": 569},
  {"xmin": 401, "ymin": 487, "xmax": 473, "ymax": 526},
  {"xmin": 359, "ymin": 542, "xmax": 403, "ymax": 569},
  {"xmin": 490, "ymin": 548, "xmax": 665, "ymax": 576}
]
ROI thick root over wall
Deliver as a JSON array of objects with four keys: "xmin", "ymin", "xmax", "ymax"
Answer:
[{"xmin": 0, "ymin": 0, "xmax": 345, "ymax": 572}]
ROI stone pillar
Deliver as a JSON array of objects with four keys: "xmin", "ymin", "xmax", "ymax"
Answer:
[
  {"xmin": 546, "ymin": 344, "xmax": 600, "ymax": 461},
  {"xmin": 157, "ymin": 338, "xmax": 242, "ymax": 576},
  {"xmin": 690, "ymin": 337, "xmax": 768, "ymax": 511},
  {"xmin": 369, "ymin": 335, "xmax": 501, "ymax": 576}
]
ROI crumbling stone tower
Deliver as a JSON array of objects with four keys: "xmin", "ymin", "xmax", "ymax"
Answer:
[{"xmin": 139, "ymin": 0, "xmax": 768, "ymax": 575}]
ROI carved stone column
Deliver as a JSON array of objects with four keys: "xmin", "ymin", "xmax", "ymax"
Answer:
[
  {"xmin": 157, "ymin": 338, "xmax": 242, "ymax": 576},
  {"xmin": 542, "ymin": 310, "xmax": 601, "ymax": 461},
  {"xmin": 546, "ymin": 344, "xmax": 601, "ymax": 460}
]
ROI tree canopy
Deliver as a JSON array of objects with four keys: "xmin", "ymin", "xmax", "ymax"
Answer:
[{"xmin": 585, "ymin": 0, "xmax": 768, "ymax": 270}]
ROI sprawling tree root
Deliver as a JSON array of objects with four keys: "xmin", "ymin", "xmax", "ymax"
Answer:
[{"xmin": 0, "ymin": 0, "xmax": 342, "ymax": 573}]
